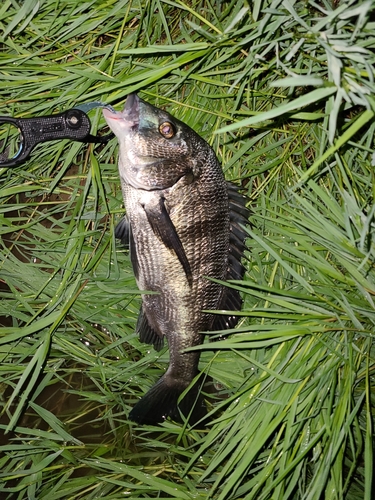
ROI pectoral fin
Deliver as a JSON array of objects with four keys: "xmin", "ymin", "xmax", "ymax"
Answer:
[
  {"xmin": 143, "ymin": 197, "xmax": 192, "ymax": 285},
  {"xmin": 114, "ymin": 215, "xmax": 130, "ymax": 247},
  {"xmin": 115, "ymin": 215, "xmax": 139, "ymax": 279}
]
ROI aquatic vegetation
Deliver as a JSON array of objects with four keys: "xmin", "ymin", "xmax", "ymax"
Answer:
[{"xmin": 0, "ymin": 0, "xmax": 374, "ymax": 498}]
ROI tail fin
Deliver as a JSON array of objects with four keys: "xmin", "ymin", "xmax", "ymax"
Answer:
[{"xmin": 129, "ymin": 375, "xmax": 206, "ymax": 426}]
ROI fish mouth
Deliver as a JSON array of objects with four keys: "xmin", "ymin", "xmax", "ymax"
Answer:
[
  {"xmin": 102, "ymin": 93, "xmax": 140, "ymax": 128},
  {"xmin": 123, "ymin": 93, "xmax": 140, "ymax": 126}
]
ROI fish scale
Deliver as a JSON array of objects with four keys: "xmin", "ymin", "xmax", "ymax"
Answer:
[{"xmin": 104, "ymin": 94, "xmax": 249, "ymax": 425}]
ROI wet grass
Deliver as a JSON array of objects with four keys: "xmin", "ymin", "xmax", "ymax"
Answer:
[{"xmin": 0, "ymin": 0, "xmax": 374, "ymax": 498}]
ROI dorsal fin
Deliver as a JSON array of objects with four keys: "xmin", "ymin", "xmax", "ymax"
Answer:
[{"xmin": 211, "ymin": 182, "xmax": 249, "ymax": 331}]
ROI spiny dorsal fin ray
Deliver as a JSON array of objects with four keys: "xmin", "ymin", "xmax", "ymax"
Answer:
[{"xmin": 211, "ymin": 182, "xmax": 249, "ymax": 332}]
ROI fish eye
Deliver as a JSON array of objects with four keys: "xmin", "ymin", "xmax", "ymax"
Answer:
[{"xmin": 159, "ymin": 121, "xmax": 175, "ymax": 139}]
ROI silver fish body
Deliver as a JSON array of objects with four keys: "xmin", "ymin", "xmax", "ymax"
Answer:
[{"xmin": 103, "ymin": 94, "xmax": 248, "ymax": 425}]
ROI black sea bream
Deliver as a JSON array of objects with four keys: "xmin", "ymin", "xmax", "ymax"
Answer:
[{"xmin": 103, "ymin": 94, "xmax": 249, "ymax": 425}]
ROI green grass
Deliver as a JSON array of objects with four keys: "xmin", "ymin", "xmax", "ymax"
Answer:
[{"xmin": 0, "ymin": 0, "xmax": 374, "ymax": 498}]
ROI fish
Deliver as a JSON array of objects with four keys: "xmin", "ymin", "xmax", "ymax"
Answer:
[{"xmin": 103, "ymin": 94, "xmax": 249, "ymax": 425}]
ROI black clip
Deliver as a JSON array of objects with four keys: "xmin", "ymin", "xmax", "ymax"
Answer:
[{"xmin": 0, "ymin": 105, "xmax": 114, "ymax": 168}]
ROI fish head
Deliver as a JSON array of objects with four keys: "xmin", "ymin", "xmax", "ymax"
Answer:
[{"xmin": 103, "ymin": 94, "xmax": 210, "ymax": 190}]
